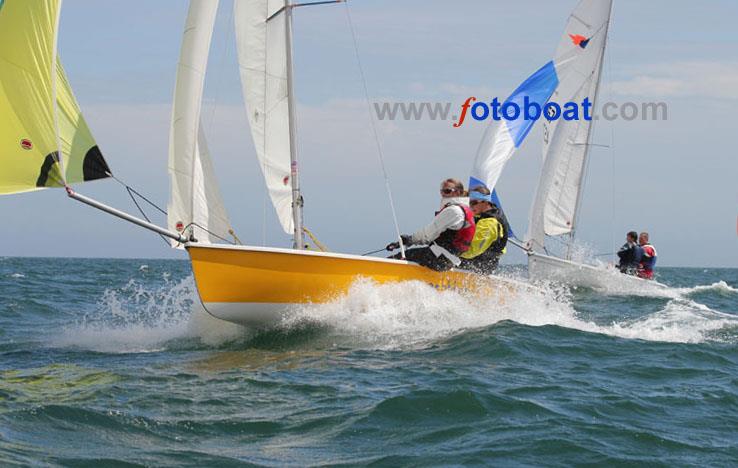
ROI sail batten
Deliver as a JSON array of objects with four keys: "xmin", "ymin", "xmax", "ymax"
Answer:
[
  {"xmin": 526, "ymin": 0, "xmax": 613, "ymax": 252},
  {"xmin": 0, "ymin": 0, "xmax": 111, "ymax": 195},
  {"xmin": 168, "ymin": 0, "xmax": 233, "ymax": 247}
]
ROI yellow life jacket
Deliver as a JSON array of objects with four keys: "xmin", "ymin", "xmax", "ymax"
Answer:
[{"xmin": 460, "ymin": 216, "xmax": 506, "ymax": 260}]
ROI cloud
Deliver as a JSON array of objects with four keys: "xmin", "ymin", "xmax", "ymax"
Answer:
[{"xmin": 610, "ymin": 61, "xmax": 738, "ymax": 100}]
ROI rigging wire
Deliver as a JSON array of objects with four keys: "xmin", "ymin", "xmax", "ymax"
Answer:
[
  {"xmin": 205, "ymin": 2, "xmax": 235, "ymax": 136},
  {"xmin": 342, "ymin": 0, "xmax": 406, "ymax": 259},
  {"xmin": 607, "ymin": 10, "xmax": 617, "ymax": 260},
  {"xmin": 181, "ymin": 221, "xmax": 236, "ymax": 245},
  {"xmin": 107, "ymin": 172, "xmax": 170, "ymax": 246},
  {"xmin": 107, "ymin": 172, "xmax": 237, "ymax": 247}
]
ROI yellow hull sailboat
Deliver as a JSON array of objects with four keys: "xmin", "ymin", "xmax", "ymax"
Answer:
[
  {"xmin": 188, "ymin": 244, "xmax": 516, "ymax": 326},
  {"xmin": 2, "ymin": 0, "xmax": 520, "ymax": 328}
]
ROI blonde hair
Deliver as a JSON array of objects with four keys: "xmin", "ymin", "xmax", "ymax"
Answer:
[{"xmin": 440, "ymin": 178, "xmax": 464, "ymax": 194}]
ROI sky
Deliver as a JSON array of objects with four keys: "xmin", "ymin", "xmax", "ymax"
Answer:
[{"xmin": 1, "ymin": 0, "xmax": 737, "ymax": 267}]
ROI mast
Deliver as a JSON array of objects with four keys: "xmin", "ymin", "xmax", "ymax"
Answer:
[{"xmin": 285, "ymin": 1, "xmax": 304, "ymax": 250}]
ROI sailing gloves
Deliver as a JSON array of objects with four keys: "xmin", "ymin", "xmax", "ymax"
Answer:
[{"xmin": 386, "ymin": 235, "xmax": 414, "ymax": 251}]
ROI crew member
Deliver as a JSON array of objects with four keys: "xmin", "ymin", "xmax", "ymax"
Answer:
[
  {"xmin": 616, "ymin": 231, "xmax": 643, "ymax": 275},
  {"xmin": 386, "ymin": 179, "xmax": 475, "ymax": 271},
  {"xmin": 458, "ymin": 187, "xmax": 509, "ymax": 274},
  {"xmin": 637, "ymin": 231, "xmax": 658, "ymax": 280}
]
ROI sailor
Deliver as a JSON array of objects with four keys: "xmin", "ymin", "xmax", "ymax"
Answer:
[
  {"xmin": 386, "ymin": 179, "xmax": 476, "ymax": 271},
  {"xmin": 616, "ymin": 231, "xmax": 643, "ymax": 275},
  {"xmin": 637, "ymin": 232, "xmax": 658, "ymax": 279},
  {"xmin": 458, "ymin": 187, "xmax": 509, "ymax": 274}
]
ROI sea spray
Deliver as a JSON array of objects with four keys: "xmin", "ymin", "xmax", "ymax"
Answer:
[
  {"xmin": 53, "ymin": 275, "xmax": 244, "ymax": 353},
  {"xmin": 281, "ymin": 277, "xmax": 738, "ymax": 348}
]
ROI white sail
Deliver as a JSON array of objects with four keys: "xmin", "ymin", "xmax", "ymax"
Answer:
[
  {"xmin": 234, "ymin": 0, "xmax": 295, "ymax": 234},
  {"xmin": 526, "ymin": 0, "xmax": 612, "ymax": 252},
  {"xmin": 168, "ymin": 0, "xmax": 232, "ymax": 247}
]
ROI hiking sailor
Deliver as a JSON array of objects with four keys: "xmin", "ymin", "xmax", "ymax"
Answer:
[
  {"xmin": 386, "ymin": 178, "xmax": 476, "ymax": 271},
  {"xmin": 616, "ymin": 231, "xmax": 643, "ymax": 275},
  {"xmin": 637, "ymin": 232, "xmax": 658, "ymax": 280},
  {"xmin": 458, "ymin": 186, "xmax": 509, "ymax": 274}
]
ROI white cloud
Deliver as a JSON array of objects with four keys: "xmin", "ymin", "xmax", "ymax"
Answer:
[{"xmin": 610, "ymin": 61, "xmax": 738, "ymax": 100}]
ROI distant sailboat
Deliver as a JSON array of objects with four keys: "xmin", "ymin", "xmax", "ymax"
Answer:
[
  {"xmin": 467, "ymin": 0, "xmax": 663, "ymax": 289},
  {"xmin": 523, "ymin": 0, "xmax": 665, "ymax": 288},
  {"xmin": 2, "ymin": 0, "xmax": 523, "ymax": 327}
]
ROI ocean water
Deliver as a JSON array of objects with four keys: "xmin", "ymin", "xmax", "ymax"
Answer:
[{"xmin": 1, "ymin": 257, "xmax": 737, "ymax": 466}]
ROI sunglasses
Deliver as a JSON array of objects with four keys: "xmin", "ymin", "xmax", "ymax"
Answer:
[
  {"xmin": 440, "ymin": 188, "xmax": 457, "ymax": 195},
  {"xmin": 470, "ymin": 200, "xmax": 484, "ymax": 206}
]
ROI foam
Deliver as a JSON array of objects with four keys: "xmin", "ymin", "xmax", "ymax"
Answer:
[
  {"xmin": 52, "ymin": 271, "xmax": 737, "ymax": 354},
  {"xmin": 279, "ymin": 276, "xmax": 738, "ymax": 349}
]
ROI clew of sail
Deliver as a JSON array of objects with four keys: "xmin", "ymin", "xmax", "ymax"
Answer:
[
  {"xmin": 0, "ymin": 0, "xmax": 111, "ymax": 195},
  {"xmin": 234, "ymin": 0, "xmax": 295, "ymax": 234},
  {"xmin": 526, "ymin": 0, "xmax": 613, "ymax": 252},
  {"xmin": 168, "ymin": 0, "xmax": 233, "ymax": 247}
]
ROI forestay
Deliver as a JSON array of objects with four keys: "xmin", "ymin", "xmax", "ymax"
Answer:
[
  {"xmin": 234, "ymin": 0, "xmax": 295, "ymax": 234},
  {"xmin": 168, "ymin": 0, "xmax": 233, "ymax": 247},
  {"xmin": 0, "ymin": 0, "xmax": 111, "ymax": 195},
  {"xmin": 526, "ymin": 0, "xmax": 613, "ymax": 252}
]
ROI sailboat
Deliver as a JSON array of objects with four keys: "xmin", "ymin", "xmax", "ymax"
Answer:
[
  {"xmin": 522, "ymin": 0, "xmax": 666, "ymax": 289},
  {"xmin": 1, "ymin": 0, "xmax": 522, "ymax": 327}
]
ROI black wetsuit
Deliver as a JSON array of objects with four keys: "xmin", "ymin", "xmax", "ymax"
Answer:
[{"xmin": 617, "ymin": 241, "xmax": 643, "ymax": 274}]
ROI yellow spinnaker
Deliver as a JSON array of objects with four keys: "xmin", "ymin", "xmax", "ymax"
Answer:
[{"xmin": 0, "ymin": 0, "xmax": 110, "ymax": 195}]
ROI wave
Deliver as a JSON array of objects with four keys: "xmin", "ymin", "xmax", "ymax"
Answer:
[
  {"xmin": 279, "ymin": 277, "xmax": 738, "ymax": 348},
  {"xmin": 597, "ymin": 298, "xmax": 738, "ymax": 344},
  {"xmin": 51, "ymin": 270, "xmax": 738, "ymax": 354},
  {"xmin": 676, "ymin": 281, "xmax": 738, "ymax": 297}
]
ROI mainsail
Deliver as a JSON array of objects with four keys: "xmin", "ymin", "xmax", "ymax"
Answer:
[
  {"xmin": 0, "ymin": 0, "xmax": 111, "ymax": 195},
  {"xmin": 234, "ymin": 0, "xmax": 297, "ymax": 235},
  {"xmin": 168, "ymin": 0, "xmax": 233, "ymax": 246},
  {"xmin": 526, "ymin": 0, "xmax": 613, "ymax": 252}
]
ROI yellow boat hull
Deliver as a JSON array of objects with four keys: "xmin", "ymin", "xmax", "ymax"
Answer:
[{"xmin": 187, "ymin": 244, "xmax": 517, "ymax": 327}]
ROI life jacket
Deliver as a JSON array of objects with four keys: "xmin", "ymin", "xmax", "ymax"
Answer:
[
  {"xmin": 617, "ymin": 242, "xmax": 643, "ymax": 273},
  {"xmin": 640, "ymin": 243, "xmax": 657, "ymax": 271},
  {"xmin": 434, "ymin": 203, "xmax": 476, "ymax": 254}
]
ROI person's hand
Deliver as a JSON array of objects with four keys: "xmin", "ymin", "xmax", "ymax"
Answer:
[{"xmin": 386, "ymin": 241, "xmax": 400, "ymax": 251}]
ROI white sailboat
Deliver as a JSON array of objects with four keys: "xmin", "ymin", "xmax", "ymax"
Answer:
[{"xmin": 522, "ymin": 0, "xmax": 666, "ymax": 289}]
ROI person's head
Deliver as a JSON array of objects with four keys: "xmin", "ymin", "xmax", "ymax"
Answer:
[
  {"xmin": 627, "ymin": 231, "xmax": 638, "ymax": 243},
  {"xmin": 638, "ymin": 231, "xmax": 649, "ymax": 246},
  {"xmin": 469, "ymin": 186, "xmax": 493, "ymax": 215},
  {"xmin": 440, "ymin": 178, "xmax": 464, "ymax": 198}
]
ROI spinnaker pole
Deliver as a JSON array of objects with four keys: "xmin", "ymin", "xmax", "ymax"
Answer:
[{"xmin": 66, "ymin": 187, "xmax": 187, "ymax": 244}]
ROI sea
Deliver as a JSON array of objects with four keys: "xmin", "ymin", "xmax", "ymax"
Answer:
[{"xmin": 1, "ymin": 257, "xmax": 737, "ymax": 466}]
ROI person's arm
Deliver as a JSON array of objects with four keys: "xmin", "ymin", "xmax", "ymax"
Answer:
[
  {"xmin": 411, "ymin": 206, "xmax": 465, "ymax": 245},
  {"xmin": 616, "ymin": 243, "xmax": 629, "ymax": 260}
]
